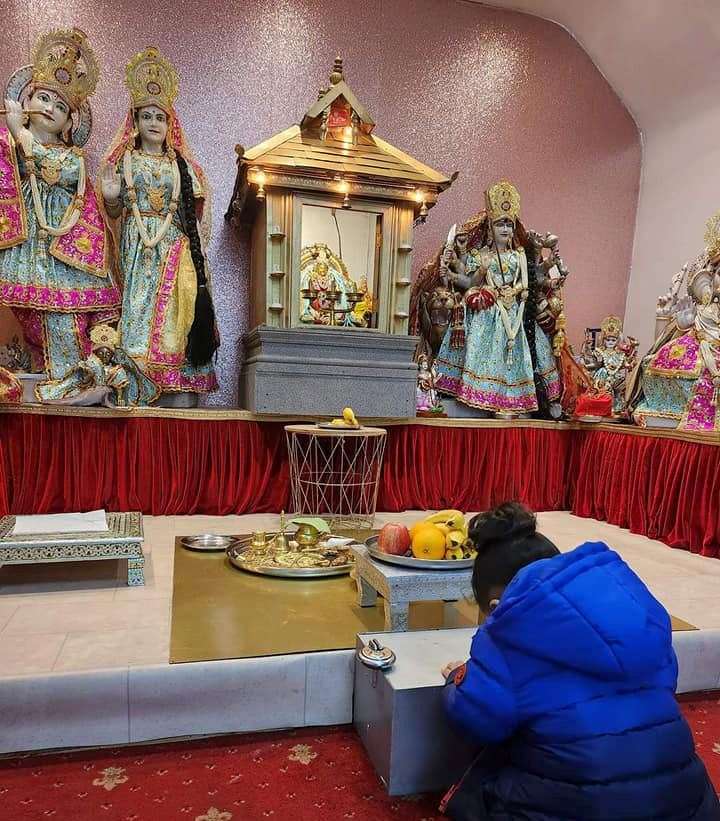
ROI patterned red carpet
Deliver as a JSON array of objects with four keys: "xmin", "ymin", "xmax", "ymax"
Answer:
[{"xmin": 0, "ymin": 698, "xmax": 718, "ymax": 821}]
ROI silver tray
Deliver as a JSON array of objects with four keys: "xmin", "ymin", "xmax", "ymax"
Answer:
[
  {"xmin": 180, "ymin": 534, "xmax": 238, "ymax": 552},
  {"xmin": 226, "ymin": 540, "xmax": 353, "ymax": 579},
  {"xmin": 365, "ymin": 536, "xmax": 474, "ymax": 571},
  {"xmin": 315, "ymin": 422, "xmax": 362, "ymax": 431}
]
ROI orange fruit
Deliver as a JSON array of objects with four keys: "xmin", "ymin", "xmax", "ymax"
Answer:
[
  {"xmin": 409, "ymin": 520, "xmax": 428, "ymax": 538},
  {"xmin": 411, "ymin": 524, "xmax": 446, "ymax": 560}
]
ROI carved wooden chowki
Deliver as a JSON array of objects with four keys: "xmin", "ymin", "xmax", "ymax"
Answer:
[
  {"xmin": 0, "ymin": 512, "xmax": 145, "ymax": 586},
  {"xmin": 351, "ymin": 544, "xmax": 473, "ymax": 631}
]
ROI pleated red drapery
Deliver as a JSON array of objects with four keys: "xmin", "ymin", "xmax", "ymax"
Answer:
[
  {"xmin": 572, "ymin": 430, "xmax": 720, "ymax": 558},
  {"xmin": 0, "ymin": 413, "xmax": 718, "ymax": 557},
  {"xmin": 379, "ymin": 425, "xmax": 579, "ymax": 513},
  {"xmin": 0, "ymin": 414, "xmax": 288, "ymax": 516}
]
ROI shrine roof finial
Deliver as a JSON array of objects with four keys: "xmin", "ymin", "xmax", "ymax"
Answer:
[{"xmin": 329, "ymin": 56, "xmax": 344, "ymax": 86}]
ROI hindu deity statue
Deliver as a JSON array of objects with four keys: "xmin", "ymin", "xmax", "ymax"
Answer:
[
  {"xmin": 99, "ymin": 48, "xmax": 218, "ymax": 403},
  {"xmin": 412, "ymin": 181, "xmax": 568, "ymax": 417},
  {"xmin": 37, "ymin": 323, "xmax": 159, "ymax": 407},
  {"xmin": 299, "ymin": 243, "xmax": 370, "ymax": 327},
  {"xmin": 582, "ymin": 315, "xmax": 638, "ymax": 416},
  {"xmin": 415, "ymin": 353, "xmax": 443, "ymax": 415},
  {"xmin": 629, "ymin": 212, "xmax": 720, "ymax": 432},
  {"xmin": 0, "ymin": 28, "xmax": 119, "ymax": 382}
]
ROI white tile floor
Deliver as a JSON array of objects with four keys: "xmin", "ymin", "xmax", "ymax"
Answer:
[{"xmin": 1, "ymin": 511, "xmax": 719, "ymax": 678}]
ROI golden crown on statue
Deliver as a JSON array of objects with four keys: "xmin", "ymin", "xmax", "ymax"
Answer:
[
  {"xmin": 485, "ymin": 180, "xmax": 521, "ymax": 224},
  {"xmin": 704, "ymin": 211, "xmax": 720, "ymax": 259},
  {"xmin": 89, "ymin": 324, "xmax": 119, "ymax": 350},
  {"xmin": 600, "ymin": 315, "xmax": 623, "ymax": 338},
  {"xmin": 31, "ymin": 28, "xmax": 99, "ymax": 109},
  {"xmin": 125, "ymin": 47, "xmax": 179, "ymax": 113}
]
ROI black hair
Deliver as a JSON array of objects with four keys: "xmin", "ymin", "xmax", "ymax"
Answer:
[
  {"xmin": 469, "ymin": 501, "xmax": 559, "ymax": 611},
  {"xmin": 523, "ymin": 242, "xmax": 550, "ymax": 418},
  {"xmin": 176, "ymin": 154, "xmax": 219, "ymax": 367}
]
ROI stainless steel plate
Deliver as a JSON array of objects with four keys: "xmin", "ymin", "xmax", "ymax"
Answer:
[
  {"xmin": 226, "ymin": 541, "xmax": 353, "ymax": 579},
  {"xmin": 315, "ymin": 422, "xmax": 363, "ymax": 431},
  {"xmin": 180, "ymin": 534, "xmax": 238, "ymax": 552},
  {"xmin": 365, "ymin": 536, "xmax": 474, "ymax": 571}
]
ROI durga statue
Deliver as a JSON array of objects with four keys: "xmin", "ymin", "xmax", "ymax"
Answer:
[
  {"xmin": 0, "ymin": 28, "xmax": 120, "ymax": 383},
  {"xmin": 99, "ymin": 47, "xmax": 219, "ymax": 404},
  {"xmin": 410, "ymin": 180, "xmax": 589, "ymax": 418},
  {"xmin": 628, "ymin": 211, "xmax": 720, "ymax": 432}
]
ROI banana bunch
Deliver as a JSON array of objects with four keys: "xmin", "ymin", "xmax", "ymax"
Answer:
[
  {"xmin": 413, "ymin": 509, "xmax": 477, "ymax": 561},
  {"xmin": 329, "ymin": 407, "xmax": 360, "ymax": 428}
]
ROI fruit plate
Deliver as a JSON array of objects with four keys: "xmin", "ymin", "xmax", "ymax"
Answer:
[
  {"xmin": 315, "ymin": 422, "xmax": 363, "ymax": 431},
  {"xmin": 365, "ymin": 536, "xmax": 474, "ymax": 571}
]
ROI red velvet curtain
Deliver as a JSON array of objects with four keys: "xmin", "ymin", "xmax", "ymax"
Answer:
[
  {"xmin": 572, "ymin": 430, "xmax": 720, "ymax": 558},
  {"xmin": 1, "ymin": 413, "xmax": 719, "ymax": 558},
  {"xmin": 0, "ymin": 414, "xmax": 289, "ymax": 515},
  {"xmin": 380, "ymin": 425, "xmax": 578, "ymax": 512}
]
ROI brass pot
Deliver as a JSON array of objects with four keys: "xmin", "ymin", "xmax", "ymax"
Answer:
[{"xmin": 294, "ymin": 523, "xmax": 320, "ymax": 547}]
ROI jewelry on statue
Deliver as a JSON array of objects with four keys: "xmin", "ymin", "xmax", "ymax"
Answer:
[
  {"xmin": 487, "ymin": 248, "xmax": 528, "ymax": 362},
  {"xmin": 123, "ymin": 149, "xmax": 180, "ymax": 249},
  {"xmin": 27, "ymin": 144, "xmax": 85, "ymax": 238}
]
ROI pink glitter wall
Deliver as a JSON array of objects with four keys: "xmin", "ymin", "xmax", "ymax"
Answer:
[{"xmin": 0, "ymin": 0, "xmax": 640, "ymax": 406}]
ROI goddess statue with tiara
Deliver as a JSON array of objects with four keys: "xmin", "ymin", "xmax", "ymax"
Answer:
[
  {"xmin": 0, "ymin": 28, "xmax": 120, "ymax": 382},
  {"xmin": 628, "ymin": 211, "xmax": 720, "ymax": 432},
  {"xmin": 412, "ymin": 181, "xmax": 581, "ymax": 417},
  {"xmin": 99, "ymin": 48, "xmax": 219, "ymax": 405}
]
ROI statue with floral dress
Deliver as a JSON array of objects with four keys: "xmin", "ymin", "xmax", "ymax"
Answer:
[
  {"xmin": 410, "ymin": 180, "xmax": 590, "ymax": 418},
  {"xmin": 99, "ymin": 47, "xmax": 219, "ymax": 405},
  {"xmin": 628, "ymin": 211, "xmax": 720, "ymax": 432},
  {"xmin": 0, "ymin": 28, "xmax": 120, "ymax": 382}
]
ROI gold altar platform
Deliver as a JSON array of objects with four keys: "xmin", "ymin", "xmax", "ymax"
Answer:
[
  {"xmin": 169, "ymin": 531, "xmax": 696, "ymax": 665},
  {"xmin": 170, "ymin": 538, "xmax": 478, "ymax": 664}
]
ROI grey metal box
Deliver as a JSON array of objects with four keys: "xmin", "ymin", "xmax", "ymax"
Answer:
[
  {"xmin": 240, "ymin": 325, "xmax": 419, "ymax": 417},
  {"xmin": 354, "ymin": 628, "xmax": 479, "ymax": 796}
]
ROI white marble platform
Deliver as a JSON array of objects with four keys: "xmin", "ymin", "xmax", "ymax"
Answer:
[{"xmin": 0, "ymin": 512, "xmax": 719, "ymax": 754}]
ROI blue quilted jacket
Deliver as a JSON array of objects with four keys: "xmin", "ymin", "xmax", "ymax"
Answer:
[{"xmin": 444, "ymin": 542, "xmax": 719, "ymax": 820}]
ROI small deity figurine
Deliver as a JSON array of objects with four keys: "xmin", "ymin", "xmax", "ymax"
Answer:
[
  {"xmin": 99, "ymin": 48, "xmax": 219, "ymax": 402},
  {"xmin": 37, "ymin": 324, "xmax": 159, "ymax": 407},
  {"xmin": 629, "ymin": 211, "xmax": 720, "ymax": 432},
  {"xmin": 583, "ymin": 315, "xmax": 637, "ymax": 416},
  {"xmin": 0, "ymin": 28, "xmax": 120, "ymax": 381},
  {"xmin": 299, "ymin": 243, "xmax": 368, "ymax": 327},
  {"xmin": 415, "ymin": 353, "xmax": 444, "ymax": 415}
]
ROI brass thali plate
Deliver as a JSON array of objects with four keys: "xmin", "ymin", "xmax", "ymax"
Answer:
[{"xmin": 227, "ymin": 534, "xmax": 354, "ymax": 579}]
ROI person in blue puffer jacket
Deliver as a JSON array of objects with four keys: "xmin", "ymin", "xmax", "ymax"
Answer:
[{"xmin": 441, "ymin": 502, "xmax": 719, "ymax": 821}]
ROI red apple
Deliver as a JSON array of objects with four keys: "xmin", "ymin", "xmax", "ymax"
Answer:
[{"xmin": 378, "ymin": 523, "xmax": 411, "ymax": 555}]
